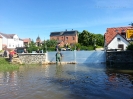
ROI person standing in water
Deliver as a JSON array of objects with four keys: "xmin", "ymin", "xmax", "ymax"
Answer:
[{"xmin": 55, "ymin": 51, "xmax": 62, "ymax": 64}]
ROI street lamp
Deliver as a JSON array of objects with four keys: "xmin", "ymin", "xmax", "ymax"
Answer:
[
  {"xmin": 94, "ymin": 38, "xmax": 96, "ymax": 51},
  {"xmin": 44, "ymin": 40, "xmax": 47, "ymax": 52}
]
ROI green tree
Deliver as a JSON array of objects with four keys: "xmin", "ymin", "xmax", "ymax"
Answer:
[
  {"xmin": 127, "ymin": 42, "xmax": 133, "ymax": 50},
  {"xmin": 78, "ymin": 30, "xmax": 104, "ymax": 47},
  {"xmin": 78, "ymin": 30, "xmax": 91, "ymax": 46},
  {"xmin": 95, "ymin": 34, "xmax": 104, "ymax": 46},
  {"xmin": 27, "ymin": 40, "xmax": 38, "ymax": 53},
  {"xmin": 46, "ymin": 39, "xmax": 57, "ymax": 47}
]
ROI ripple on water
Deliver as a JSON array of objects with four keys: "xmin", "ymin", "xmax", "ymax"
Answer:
[{"xmin": 0, "ymin": 64, "xmax": 133, "ymax": 99}]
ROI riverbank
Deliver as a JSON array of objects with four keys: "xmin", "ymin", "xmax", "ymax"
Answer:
[{"xmin": 0, "ymin": 57, "xmax": 19, "ymax": 71}]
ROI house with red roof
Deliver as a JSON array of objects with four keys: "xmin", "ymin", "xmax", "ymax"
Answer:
[
  {"xmin": 104, "ymin": 26, "xmax": 132, "ymax": 50},
  {"xmin": 22, "ymin": 38, "xmax": 31, "ymax": 47},
  {"xmin": 0, "ymin": 32, "xmax": 24, "ymax": 49},
  {"xmin": 0, "ymin": 35, "xmax": 2, "ymax": 50}
]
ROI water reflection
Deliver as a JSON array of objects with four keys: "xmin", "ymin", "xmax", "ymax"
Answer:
[{"xmin": 0, "ymin": 64, "xmax": 133, "ymax": 99}]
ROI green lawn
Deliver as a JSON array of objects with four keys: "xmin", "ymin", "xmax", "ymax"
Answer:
[{"xmin": 0, "ymin": 57, "xmax": 19, "ymax": 71}]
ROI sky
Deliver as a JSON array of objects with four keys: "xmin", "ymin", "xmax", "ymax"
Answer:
[{"xmin": 0, "ymin": 0, "xmax": 133, "ymax": 41}]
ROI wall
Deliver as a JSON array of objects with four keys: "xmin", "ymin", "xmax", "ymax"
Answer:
[
  {"xmin": 18, "ymin": 53, "xmax": 47, "ymax": 64},
  {"xmin": 50, "ymin": 34, "xmax": 78, "ymax": 45},
  {"xmin": 47, "ymin": 51, "xmax": 106, "ymax": 64},
  {"xmin": 108, "ymin": 34, "xmax": 129, "ymax": 50},
  {"xmin": 106, "ymin": 51, "xmax": 133, "ymax": 68},
  {"xmin": 17, "ymin": 51, "xmax": 106, "ymax": 64},
  {"xmin": 0, "ymin": 37, "xmax": 2, "ymax": 50},
  {"xmin": 0, "ymin": 35, "xmax": 7, "ymax": 47},
  {"xmin": 7, "ymin": 35, "xmax": 24, "ymax": 48}
]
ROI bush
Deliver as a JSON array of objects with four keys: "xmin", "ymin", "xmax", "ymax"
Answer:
[{"xmin": 127, "ymin": 43, "xmax": 133, "ymax": 51}]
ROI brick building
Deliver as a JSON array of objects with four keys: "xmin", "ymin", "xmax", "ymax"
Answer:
[{"xmin": 50, "ymin": 30, "xmax": 78, "ymax": 47}]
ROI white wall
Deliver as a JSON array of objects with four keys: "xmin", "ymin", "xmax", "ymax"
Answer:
[
  {"xmin": 0, "ymin": 38, "xmax": 2, "ymax": 50},
  {"xmin": 0, "ymin": 34, "xmax": 24, "ymax": 49},
  {"xmin": 0, "ymin": 35, "xmax": 7, "ymax": 46},
  {"xmin": 7, "ymin": 35, "xmax": 24, "ymax": 48},
  {"xmin": 107, "ymin": 35, "xmax": 129, "ymax": 50},
  {"xmin": 48, "ymin": 51, "xmax": 106, "ymax": 64}
]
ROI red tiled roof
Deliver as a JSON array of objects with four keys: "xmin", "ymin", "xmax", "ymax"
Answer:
[
  {"xmin": 22, "ymin": 38, "xmax": 31, "ymax": 43},
  {"xmin": 105, "ymin": 26, "xmax": 132, "ymax": 45},
  {"xmin": 0, "ymin": 35, "xmax": 2, "ymax": 38}
]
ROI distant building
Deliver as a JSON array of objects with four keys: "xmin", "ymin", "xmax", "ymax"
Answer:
[
  {"xmin": 36, "ymin": 36, "xmax": 42, "ymax": 46},
  {"xmin": 0, "ymin": 32, "xmax": 24, "ymax": 49},
  {"xmin": 104, "ymin": 26, "xmax": 132, "ymax": 50},
  {"xmin": 50, "ymin": 30, "xmax": 78, "ymax": 47},
  {"xmin": 22, "ymin": 38, "xmax": 31, "ymax": 47},
  {"xmin": 0, "ymin": 35, "xmax": 2, "ymax": 50}
]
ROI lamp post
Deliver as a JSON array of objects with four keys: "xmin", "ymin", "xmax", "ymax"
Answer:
[
  {"xmin": 44, "ymin": 40, "xmax": 47, "ymax": 52},
  {"xmin": 94, "ymin": 38, "xmax": 96, "ymax": 51}
]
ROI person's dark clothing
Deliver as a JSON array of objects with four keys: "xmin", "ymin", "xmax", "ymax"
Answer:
[
  {"xmin": 36, "ymin": 50, "xmax": 40, "ymax": 53},
  {"xmin": 23, "ymin": 50, "xmax": 28, "ymax": 53},
  {"xmin": 55, "ymin": 52, "xmax": 62, "ymax": 63},
  {"xmin": 9, "ymin": 54, "xmax": 13, "ymax": 62},
  {"xmin": 55, "ymin": 45, "xmax": 59, "ymax": 51},
  {"xmin": 3, "ymin": 50, "xmax": 7, "ymax": 57},
  {"xmin": 9, "ymin": 50, "xmax": 16, "ymax": 62}
]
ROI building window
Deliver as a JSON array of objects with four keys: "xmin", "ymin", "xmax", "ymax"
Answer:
[
  {"xmin": 122, "ymin": 29, "xmax": 125, "ymax": 32},
  {"xmin": 9, "ymin": 44, "xmax": 11, "ymax": 47},
  {"xmin": 117, "ymin": 38, "xmax": 121, "ymax": 41},
  {"xmin": 66, "ymin": 37, "xmax": 68, "ymax": 40},
  {"xmin": 115, "ymin": 29, "xmax": 118, "ymax": 33},
  {"xmin": 118, "ymin": 44, "xmax": 124, "ymax": 50},
  {"xmin": 73, "ymin": 37, "xmax": 75, "ymax": 40}
]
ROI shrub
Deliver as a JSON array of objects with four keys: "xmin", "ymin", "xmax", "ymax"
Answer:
[{"xmin": 127, "ymin": 43, "xmax": 133, "ymax": 51}]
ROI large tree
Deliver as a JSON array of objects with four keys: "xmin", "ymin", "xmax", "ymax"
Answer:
[{"xmin": 78, "ymin": 30, "xmax": 104, "ymax": 47}]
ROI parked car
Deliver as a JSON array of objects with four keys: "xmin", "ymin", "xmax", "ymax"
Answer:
[{"xmin": 15, "ymin": 47, "xmax": 26, "ymax": 53}]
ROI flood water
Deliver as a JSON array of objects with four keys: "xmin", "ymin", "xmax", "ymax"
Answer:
[{"xmin": 0, "ymin": 64, "xmax": 133, "ymax": 99}]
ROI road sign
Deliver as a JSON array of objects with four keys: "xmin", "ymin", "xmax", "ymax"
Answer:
[{"xmin": 126, "ymin": 29, "xmax": 133, "ymax": 39}]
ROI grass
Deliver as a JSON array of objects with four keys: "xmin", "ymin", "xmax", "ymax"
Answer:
[{"xmin": 0, "ymin": 57, "xmax": 19, "ymax": 71}]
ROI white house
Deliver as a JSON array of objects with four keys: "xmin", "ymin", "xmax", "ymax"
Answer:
[
  {"xmin": 0, "ymin": 32, "xmax": 24, "ymax": 49},
  {"xmin": 107, "ymin": 34, "xmax": 129, "ymax": 50},
  {"xmin": 0, "ymin": 35, "xmax": 2, "ymax": 50}
]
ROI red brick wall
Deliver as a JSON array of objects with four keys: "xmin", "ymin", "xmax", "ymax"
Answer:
[{"xmin": 50, "ymin": 34, "xmax": 78, "ymax": 46}]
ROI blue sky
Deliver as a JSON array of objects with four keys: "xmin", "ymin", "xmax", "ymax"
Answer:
[{"xmin": 0, "ymin": 0, "xmax": 133, "ymax": 41}]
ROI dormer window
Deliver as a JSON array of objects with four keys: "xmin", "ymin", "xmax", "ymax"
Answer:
[
  {"xmin": 122, "ymin": 29, "xmax": 125, "ymax": 32},
  {"xmin": 115, "ymin": 29, "xmax": 118, "ymax": 33},
  {"xmin": 117, "ymin": 38, "xmax": 121, "ymax": 41}
]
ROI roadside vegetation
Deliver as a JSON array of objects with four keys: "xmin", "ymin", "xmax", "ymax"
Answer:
[
  {"xmin": 127, "ymin": 42, "xmax": 133, "ymax": 51},
  {"xmin": 0, "ymin": 57, "xmax": 19, "ymax": 71}
]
